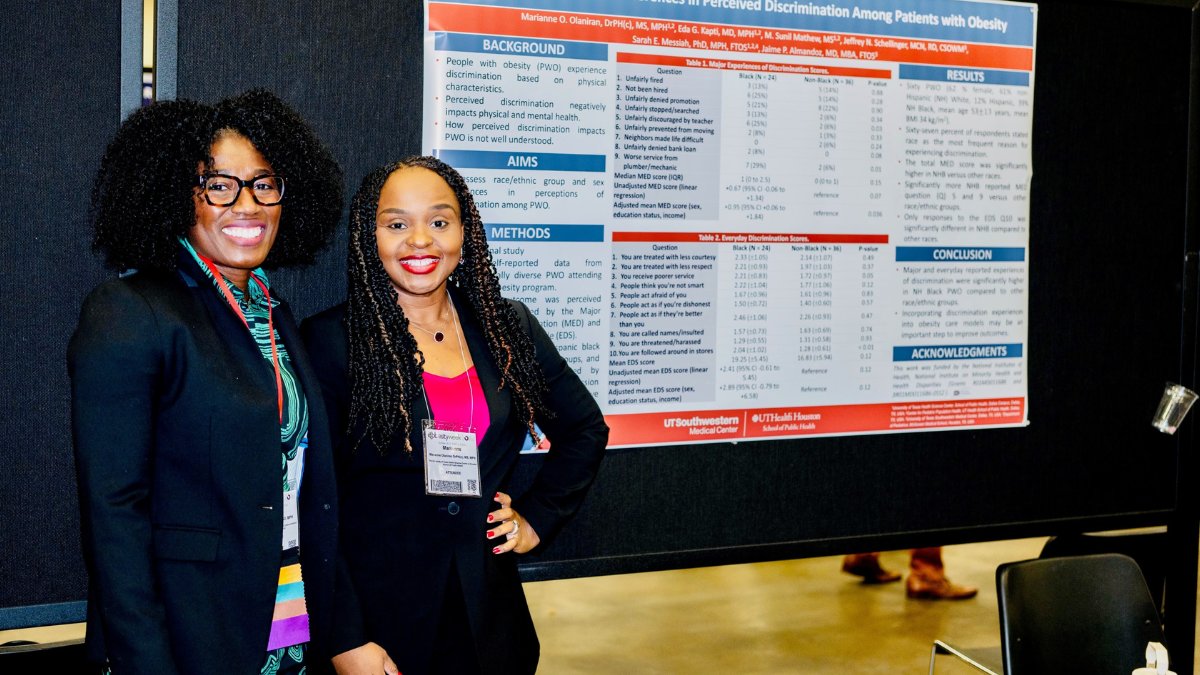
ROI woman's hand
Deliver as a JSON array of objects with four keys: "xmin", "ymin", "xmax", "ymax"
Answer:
[
  {"xmin": 488, "ymin": 492, "xmax": 541, "ymax": 554},
  {"xmin": 332, "ymin": 641, "xmax": 399, "ymax": 675}
]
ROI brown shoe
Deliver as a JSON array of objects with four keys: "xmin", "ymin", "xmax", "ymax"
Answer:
[
  {"xmin": 842, "ymin": 553, "xmax": 902, "ymax": 584},
  {"xmin": 906, "ymin": 574, "xmax": 978, "ymax": 600}
]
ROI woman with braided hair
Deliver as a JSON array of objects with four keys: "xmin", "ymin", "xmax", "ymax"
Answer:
[{"xmin": 302, "ymin": 156, "xmax": 608, "ymax": 675}]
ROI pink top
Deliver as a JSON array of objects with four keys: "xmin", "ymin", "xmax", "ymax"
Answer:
[{"xmin": 422, "ymin": 366, "xmax": 490, "ymax": 444}]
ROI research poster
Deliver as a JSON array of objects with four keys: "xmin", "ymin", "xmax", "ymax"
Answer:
[{"xmin": 423, "ymin": 0, "xmax": 1035, "ymax": 447}]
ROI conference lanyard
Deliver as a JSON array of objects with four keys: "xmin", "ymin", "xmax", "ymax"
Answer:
[{"xmin": 196, "ymin": 256, "xmax": 284, "ymax": 424}]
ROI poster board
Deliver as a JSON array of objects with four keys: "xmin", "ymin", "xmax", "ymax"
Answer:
[{"xmin": 423, "ymin": 0, "xmax": 1036, "ymax": 447}]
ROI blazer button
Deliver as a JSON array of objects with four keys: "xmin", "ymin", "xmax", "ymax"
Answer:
[{"xmin": 447, "ymin": 501, "xmax": 461, "ymax": 516}]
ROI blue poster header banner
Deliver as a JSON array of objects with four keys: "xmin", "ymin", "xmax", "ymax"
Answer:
[
  {"xmin": 893, "ymin": 343, "xmax": 1023, "ymax": 361},
  {"xmin": 434, "ymin": 31, "xmax": 610, "ymax": 60},
  {"xmin": 435, "ymin": 0, "xmax": 1036, "ymax": 47},
  {"xmin": 896, "ymin": 247, "xmax": 1025, "ymax": 262},
  {"xmin": 899, "ymin": 64, "xmax": 1029, "ymax": 86},
  {"xmin": 487, "ymin": 224, "xmax": 606, "ymax": 241},
  {"xmin": 433, "ymin": 149, "xmax": 607, "ymax": 172}
]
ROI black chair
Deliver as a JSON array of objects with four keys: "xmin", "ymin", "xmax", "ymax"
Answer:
[
  {"xmin": 930, "ymin": 553, "xmax": 1165, "ymax": 674},
  {"xmin": 928, "ymin": 640, "xmax": 1001, "ymax": 674},
  {"xmin": 998, "ymin": 553, "xmax": 1165, "ymax": 674},
  {"xmin": 1038, "ymin": 530, "xmax": 1167, "ymax": 616}
]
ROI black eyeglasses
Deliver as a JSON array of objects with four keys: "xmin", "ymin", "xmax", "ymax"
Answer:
[{"xmin": 198, "ymin": 173, "xmax": 286, "ymax": 206}]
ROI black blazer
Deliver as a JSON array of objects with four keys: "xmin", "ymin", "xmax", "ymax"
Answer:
[
  {"xmin": 69, "ymin": 255, "xmax": 340, "ymax": 675},
  {"xmin": 301, "ymin": 292, "xmax": 608, "ymax": 675}
]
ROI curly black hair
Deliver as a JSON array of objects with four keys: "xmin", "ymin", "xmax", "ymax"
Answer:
[
  {"xmin": 90, "ymin": 89, "xmax": 343, "ymax": 271},
  {"xmin": 345, "ymin": 156, "xmax": 552, "ymax": 454}
]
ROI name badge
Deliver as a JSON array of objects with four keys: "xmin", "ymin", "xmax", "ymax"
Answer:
[
  {"xmin": 423, "ymin": 419, "xmax": 481, "ymax": 497},
  {"xmin": 282, "ymin": 435, "xmax": 306, "ymax": 549}
]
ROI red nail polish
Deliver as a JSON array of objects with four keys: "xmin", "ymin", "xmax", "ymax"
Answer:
[
  {"xmin": 487, "ymin": 530, "xmax": 494, "ymax": 538},
  {"xmin": 487, "ymin": 514, "xmax": 494, "ymax": 522},
  {"xmin": 495, "ymin": 492, "xmax": 501, "ymax": 499},
  {"xmin": 493, "ymin": 547, "xmax": 501, "ymax": 554}
]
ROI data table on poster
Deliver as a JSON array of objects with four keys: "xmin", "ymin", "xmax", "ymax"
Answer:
[{"xmin": 423, "ymin": 0, "xmax": 1036, "ymax": 447}]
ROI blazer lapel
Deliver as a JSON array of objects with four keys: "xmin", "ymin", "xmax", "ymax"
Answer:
[
  {"xmin": 452, "ymin": 288, "xmax": 512, "ymax": 463},
  {"xmin": 173, "ymin": 254, "xmax": 279, "ymax": 509},
  {"xmin": 274, "ymin": 299, "xmax": 332, "ymax": 449},
  {"xmin": 176, "ymin": 254, "xmax": 278, "ymax": 395}
]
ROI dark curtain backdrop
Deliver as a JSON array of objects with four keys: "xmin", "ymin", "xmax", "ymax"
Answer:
[{"xmin": 0, "ymin": 0, "xmax": 121, "ymax": 620}]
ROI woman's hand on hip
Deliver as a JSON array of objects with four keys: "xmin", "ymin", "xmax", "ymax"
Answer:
[
  {"xmin": 488, "ymin": 491, "xmax": 541, "ymax": 554},
  {"xmin": 332, "ymin": 641, "xmax": 399, "ymax": 675}
]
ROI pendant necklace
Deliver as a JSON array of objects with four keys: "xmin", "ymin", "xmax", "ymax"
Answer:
[{"xmin": 409, "ymin": 308, "xmax": 451, "ymax": 342}]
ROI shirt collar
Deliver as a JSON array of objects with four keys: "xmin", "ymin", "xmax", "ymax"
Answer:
[{"xmin": 178, "ymin": 237, "xmax": 274, "ymax": 306}]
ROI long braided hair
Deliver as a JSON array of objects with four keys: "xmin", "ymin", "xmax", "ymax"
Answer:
[{"xmin": 346, "ymin": 156, "xmax": 551, "ymax": 454}]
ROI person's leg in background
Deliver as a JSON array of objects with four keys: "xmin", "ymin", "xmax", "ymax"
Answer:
[
  {"xmin": 841, "ymin": 551, "xmax": 901, "ymax": 584},
  {"xmin": 842, "ymin": 548, "xmax": 978, "ymax": 599},
  {"xmin": 905, "ymin": 547, "xmax": 978, "ymax": 600}
]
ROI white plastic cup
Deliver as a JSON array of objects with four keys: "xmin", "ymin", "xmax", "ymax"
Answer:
[{"xmin": 1151, "ymin": 383, "xmax": 1198, "ymax": 435}]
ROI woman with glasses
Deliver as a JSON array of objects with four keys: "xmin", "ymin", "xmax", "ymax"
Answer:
[
  {"xmin": 301, "ymin": 157, "xmax": 608, "ymax": 675},
  {"xmin": 70, "ymin": 90, "xmax": 393, "ymax": 674}
]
